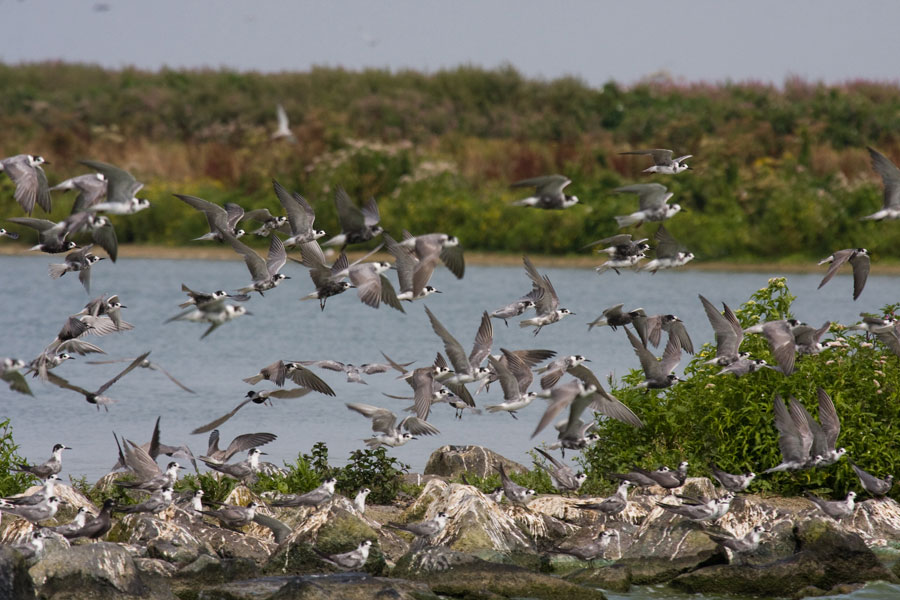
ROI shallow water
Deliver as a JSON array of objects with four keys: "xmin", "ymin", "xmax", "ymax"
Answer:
[
  {"xmin": 604, "ymin": 581, "xmax": 900, "ymax": 600},
  {"xmin": 2, "ymin": 253, "xmax": 899, "ymax": 482}
]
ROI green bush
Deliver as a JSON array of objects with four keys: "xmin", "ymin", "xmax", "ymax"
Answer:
[
  {"xmin": 0, "ymin": 419, "xmax": 36, "ymax": 497},
  {"xmin": 578, "ymin": 278, "xmax": 900, "ymax": 500}
]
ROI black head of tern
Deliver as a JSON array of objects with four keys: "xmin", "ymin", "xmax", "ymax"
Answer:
[
  {"xmin": 709, "ymin": 464, "xmax": 756, "ymax": 492},
  {"xmin": 805, "ymin": 491, "xmax": 856, "ymax": 521},
  {"xmin": 314, "ymin": 539, "xmax": 373, "ymax": 571},
  {"xmin": 271, "ymin": 180, "xmax": 325, "ymax": 246},
  {"xmin": 51, "ymin": 171, "xmax": 108, "ymax": 213},
  {"xmin": 225, "ymin": 232, "xmax": 289, "ymax": 295},
  {"xmin": 399, "ymin": 231, "xmax": 465, "ymax": 280},
  {"xmin": 202, "ymin": 448, "xmax": 266, "ymax": 483},
  {"xmin": 510, "ymin": 174, "xmax": 578, "ymax": 209},
  {"xmin": 614, "ymin": 183, "xmax": 682, "ymax": 228},
  {"xmin": 322, "ymin": 187, "xmax": 382, "ymax": 250},
  {"xmin": 0, "ymin": 227, "xmax": 20, "ymax": 240},
  {"xmin": 270, "ymin": 477, "xmax": 337, "ymax": 508},
  {"xmin": 849, "ymin": 462, "xmax": 894, "ymax": 497},
  {"xmin": 625, "ymin": 327, "xmax": 683, "ymax": 389},
  {"xmin": 386, "ymin": 511, "xmax": 449, "ymax": 538},
  {"xmin": 199, "ymin": 501, "xmax": 260, "ymax": 529},
  {"xmin": 817, "ymin": 248, "xmax": 869, "ymax": 301},
  {"xmin": 6, "ymin": 217, "xmax": 77, "ymax": 253},
  {"xmin": 272, "ymin": 103, "xmax": 296, "ymax": 142},
  {"xmin": 80, "ymin": 159, "xmax": 149, "ymax": 214},
  {"xmin": 174, "ymin": 194, "xmax": 246, "ymax": 242},
  {"xmin": 242, "ymin": 359, "xmax": 335, "ymax": 394},
  {"xmin": 45, "ymin": 351, "xmax": 150, "ymax": 410},
  {"xmin": 345, "ymin": 402, "xmax": 440, "ymax": 448},
  {"xmin": 354, "ymin": 488, "xmax": 371, "ymax": 513},
  {"xmin": 577, "ymin": 481, "xmax": 631, "ymax": 516},
  {"xmin": 298, "ymin": 240, "xmax": 353, "ymax": 309},
  {"xmin": 620, "ymin": 149, "xmax": 692, "ymax": 174},
  {"xmin": 12, "ymin": 445, "xmax": 70, "ymax": 480},
  {"xmin": 202, "ymin": 430, "xmax": 277, "ymax": 464},
  {"xmin": 0, "ymin": 154, "xmax": 51, "ymax": 214},
  {"xmin": 862, "ymin": 147, "xmax": 900, "ymax": 221},
  {"xmin": 519, "ymin": 256, "xmax": 573, "ymax": 335}
]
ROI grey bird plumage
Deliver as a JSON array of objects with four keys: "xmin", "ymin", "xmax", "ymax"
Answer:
[
  {"xmin": 510, "ymin": 174, "xmax": 578, "ymax": 209},
  {"xmin": 586, "ymin": 233, "xmax": 649, "ymax": 274},
  {"xmin": 242, "ymin": 359, "xmax": 335, "ymax": 393},
  {"xmin": 806, "ymin": 491, "xmax": 856, "ymax": 521},
  {"xmin": 270, "ymin": 477, "xmax": 336, "ymax": 508},
  {"xmin": 203, "ymin": 430, "xmax": 277, "ymax": 464},
  {"xmin": 642, "ymin": 224, "xmax": 694, "ymax": 273},
  {"xmin": 1, "ymin": 154, "xmax": 51, "ymax": 214},
  {"xmin": 199, "ymin": 501, "xmax": 259, "ymax": 529},
  {"xmin": 346, "ymin": 402, "xmax": 440, "ymax": 447},
  {"xmin": 534, "ymin": 448, "xmax": 586, "ymax": 492},
  {"xmin": 13, "ymin": 444, "xmax": 70, "ymax": 479},
  {"xmin": 818, "ymin": 248, "xmax": 869, "ymax": 301},
  {"xmin": 174, "ymin": 194, "xmax": 246, "ymax": 242},
  {"xmin": 202, "ymin": 448, "xmax": 266, "ymax": 483},
  {"xmin": 518, "ymin": 256, "xmax": 573, "ymax": 334},
  {"xmin": 577, "ymin": 481, "xmax": 631, "ymax": 516},
  {"xmin": 46, "ymin": 351, "xmax": 151, "ymax": 409},
  {"xmin": 850, "ymin": 462, "xmax": 894, "ymax": 497},
  {"xmin": 614, "ymin": 183, "xmax": 682, "ymax": 228},
  {"xmin": 0, "ymin": 495, "xmax": 63, "ymax": 523},
  {"xmin": 314, "ymin": 540, "xmax": 372, "ymax": 570},
  {"xmin": 81, "ymin": 159, "xmax": 149, "ymax": 214},
  {"xmin": 322, "ymin": 187, "xmax": 382, "ymax": 249},
  {"xmin": 709, "ymin": 464, "xmax": 756, "ymax": 492},
  {"xmin": 63, "ymin": 498, "xmax": 115, "ymax": 540},
  {"xmin": 496, "ymin": 463, "xmax": 535, "ymax": 506},
  {"xmin": 862, "ymin": 147, "xmax": 900, "ymax": 220},
  {"xmin": 620, "ymin": 148, "xmax": 692, "ymax": 174},
  {"xmin": 705, "ymin": 525, "xmax": 766, "ymax": 556},
  {"xmin": 386, "ymin": 511, "xmax": 449, "ymax": 537},
  {"xmin": 626, "ymin": 327, "xmax": 683, "ymax": 389},
  {"xmin": 632, "ymin": 313, "xmax": 694, "ymax": 355},
  {"xmin": 115, "ymin": 487, "xmax": 174, "ymax": 515},
  {"xmin": 190, "ymin": 387, "xmax": 317, "ymax": 434}
]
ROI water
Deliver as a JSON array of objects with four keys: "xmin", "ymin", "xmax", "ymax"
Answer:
[
  {"xmin": 604, "ymin": 581, "xmax": 900, "ymax": 600},
  {"xmin": 2, "ymin": 254, "xmax": 899, "ymax": 483}
]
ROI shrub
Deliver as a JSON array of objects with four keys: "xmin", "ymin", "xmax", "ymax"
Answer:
[
  {"xmin": 0, "ymin": 419, "xmax": 35, "ymax": 497},
  {"xmin": 578, "ymin": 278, "xmax": 900, "ymax": 500}
]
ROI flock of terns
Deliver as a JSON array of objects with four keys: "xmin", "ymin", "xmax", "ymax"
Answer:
[{"xmin": 1, "ymin": 130, "xmax": 899, "ymax": 563}]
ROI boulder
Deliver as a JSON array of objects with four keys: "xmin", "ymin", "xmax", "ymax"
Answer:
[
  {"xmin": 198, "ymin": 573, "xmax": 439, "ymax": 600},
  {"xmin": 107, "ymin": 510, "xmax": 210, "ymax": 565},
  {"xmin": 0, "ymin": 546, "xmax": 36, "ymax": 600},
  {"xmin": 670, "ymin": 518, "xmax": 897, "ymax": 597},
  {"xmin": 394, "ymin": 547, "xmax": 607, "ymax": 599},
  {"xmin": 29, "ymin": 542, "xmax": 150, "ymax": 599},
  {"xmin": 565, "ymin": 564, "xmax": 632, "ymax": 593},
  {"xmin": 424, "ymin": 445, "xmax": 528, "ymax": 478}
]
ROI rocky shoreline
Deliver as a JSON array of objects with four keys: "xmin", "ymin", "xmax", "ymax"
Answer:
[{"xmin": 2, "ymin": 446, "xmax": 899, "ymax": 600}]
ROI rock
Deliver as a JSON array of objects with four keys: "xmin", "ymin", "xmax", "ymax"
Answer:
[
  {"xmin": 394, "ymin": 547, "xmax": 607, "ymax": 599},
  {"xmin": 0, "ymin": 546, "xmax": 36, "ymax": 600},
  {"xmin": 845, "ymin": 498, "xmax": 900, "ymax": 544},
  {"xmin": 198, "ymin": 573, "xmax": 439, "ymax": 600},
  {"xmin": 670, "ymin": 518, "xmax": 897, "ymax": 597},
  {"xmin": 565, "ymin": 564, "xmax": 632, "ymax": 593},
  {"xmin": 29, "ymin": 542, "xmax": 150, "ymax": 599},
  {"xmin": 108, "ymin": 511, "xmax": 209, "ymax": 565},
  {"xmin": 133, "ymin": 558, "xmax": 177, "ymax": 600},
  {"xmin": 424, "ymin": 445, "xmax": 528, "ymax": 478}
]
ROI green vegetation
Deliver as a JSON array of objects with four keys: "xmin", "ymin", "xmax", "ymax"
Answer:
[
  {"xmin": 578, "ymin": 278, "xmax": 900, "ymax": 500},
  {"xmin": 0, "ymin": 418, "xmax": 35, "ymax": 496},
  {"xmin": 2, "ymin": 63, "xmax": 900, "ymax": 259}
]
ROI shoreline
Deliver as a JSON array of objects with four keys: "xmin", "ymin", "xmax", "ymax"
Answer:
[{"xmin": 4, "ymin": 243, "xmax": 900, "ymax": 274}]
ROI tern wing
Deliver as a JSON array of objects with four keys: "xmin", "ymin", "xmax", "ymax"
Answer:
[{"xmin": 868, "ymin": 147, "xmax": 900, "ymax": 209}]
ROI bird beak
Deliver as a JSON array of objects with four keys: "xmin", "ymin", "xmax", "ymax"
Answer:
[
  {"xmin": 244, "ymin": 311, "xmax": 254, "ymax": 316},
  {"xmin": 42, "ymin": 160, "xmax": 52, "ymax": 165},
  {"xmin": 177, "ymin": 465, "xmax": 185, "ymax": 470},
  {"xmin": 434, "ymin": 290, "xmax": 443, "ymax": 293},
  {"xmin": 283, "ymin": 276, "xmax": 291, "ymax": 280},
  {"xmin": 583, "ymin": 358, "xmax": 592, "ymax": 362},
  {"xmin": 259, "ymin": 451, "xmax": 269, "ymax": 455},
  {"xmin": 119, "ymin": 305, "xmax": 128, "ymax": 308},
  {"xmin": 64, "ymin": 446, "xmax": 73, "ymax": 450}
]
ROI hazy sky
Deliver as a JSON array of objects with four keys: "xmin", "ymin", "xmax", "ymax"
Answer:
[{"xmin": 2, "ymin": 0, "xmax": 898, "ymax": 86}]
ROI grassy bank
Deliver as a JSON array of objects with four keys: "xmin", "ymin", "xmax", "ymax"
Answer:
[{"xmin": 2, "ymin": 63, "xmax": 900, "ymax": 260}]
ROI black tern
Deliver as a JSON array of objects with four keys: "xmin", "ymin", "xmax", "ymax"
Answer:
[
  {"xmin": 496, "ymin": 463, "xmax": 535, "ymax": 506},
  {"xmin": 699, "ymin": 294, "xmax": 745, "ymax": 366},
  {"xmin": 191, "ymin": 387, "xmax": 317, "ymax": 434},
  {"xmin": 174, "ymin": 194, "xmax": 246, "ymax": 242},
  {"xmin": 717, "ymin": 357, "xmax": 770, "ymax": 377},
  {"xmin": 400, "ymin": 231, "xmax": 465, "ymax": 280},
  {"xmin": 202, "ymin": 448, "xmax": 265, "ymax": 483},
  {"xmin": 78, "ymin": 294, "xmax": 131, "ymax": 331},
  {"xmin": 226, "ymin": 232, "xmax": 289, "ymax": 295},
  {"xmin": 537, "ymin": 354, "xmax": 590, "ymax": 390},
  {"xmin": 614, "ymin": 183, "xmax": 682, "ymax": 228},
  {"xmin": 115, "ymin": 487, "xmax": 174, "ymax": 515},
  {"xmin": 243, "ymin": 207, "xmax": 288, "ymax": 238},
  {"xmin": 554, "ymin": 530, "xmax": 616, "ymax": 565},
  {"xmin": 270, "ymin": 477, "xmax": 337, "ymax": 508},
  {"xmin": 425, "ymin": 306, "xmax": 492, "ymax": 385},
  {"xmin": 657, "ymin": 492, "xmax": 734, "ymax": 522},
  {"xmin": 633, "ymin": 462, "xmax": 689, "ymax": 489},
  {"xmin": 272, "ymin": 103, "xmax": 296, "ymax": 142},
  {"xmin": 46, "ymin": 351, "xmax": 150, "ymax": 409},
  {"xmin": 534, "ymin": 448, "xmax": 585, "ymax": 492},
  {"xmin": 862, "ymin": 146, "xmax": 900, "ymax": 220},
  {"xmin": 489, "ymin": 292, "xmax": 538, "ymax": 327},
  {"xmin": 298, "ymin": 360, "xmax": 393, "ymax": 385},
  {"xmin": 81, "ymin": 159, "xmax": 150, "ymax": 214},
  {"xmin": 792, "ymin": 322, "xmax": 832, "ymax": 355},
  {"xmin": 510, "ymin": 174, "xmax": 579, "ymax": 209},
  {"xmin": 743, "ymin": 319, "xmax": 799, "ymax": 375},
  {"xmin": 6, "ymin": 217, "xmax": 77, "ymax": 253},
  {"xmin": 620, "ymin": 148, "xmax": 692, "ymax": 174},
  {"xmin": 167, "ymin": 298, "xmax": 252, "ymax": 339},
  {"xmin": 59, "ymin": 211, "xmax": 118, "ymax": 261},
  {"xmin": 116, "ymin": 438, "xmax": 184, "ymax": 492},
  {"xmin": 850, "ymin": 462, "xmax": 894, "ymax": 497},
  {"xmin": 1, "ymin": 358, "xmax": 32, "ymax": 395},
  {"xmin": 765, "ymin": 394, "xmax": 816, "ymax": 473},
  {"xmin": 199, "ymin": 501, "xmax": 260, "ymax": 529},
  {"xmin": 478, "ymin": 347, "xmax": 556, "ymax": 394},
  {"xmin": 13, "ymin": 445, "xmax": 70, "ymax": 480},
  {"xmin": 242, "ymin": 360, "xmax": 335, "ymax": 394},
  {"xmin": 5, "ymin": 528, "xmax": 49, "ymax": 560},
  {"xmin": 178, "ymin": 283, "xmax": 251, "ymax": 309},
  {"xmin": 519, "ymin": 256, "xmax": 573, "ymax": 334},
  {"xmin": 335, "ymin": 252, "xmax": 404, "ymax": 312},
  {"xmin": 709, "ymin": 464, "xmax": 756, "ymax": 492},
  {"xmin": 383, "ymin": 233, "xmax": 442, "ymax": 301},
  {"xmin": 322, "ymin": 187, "xmax": 383, "ymax": 249},
  {"xmin": 88, "ymin": 355, "xmax": 194, "ymax": 393},
  {"xmin": 610, "ymin": 468, "xmax": 663, "ymax": 489},
  {"xmin": 485, "ymin": 351, "xmax": 538, "ymax": 419},
  {"xmin": 63, "ymin": 498, "xmax": 115, "ymax": 540},
  {"xmin": 271, "ymin": 180, "xmax": 325, "ymax": 246},
  {"xmin": 818, "ymin": 248, "xmax": 869, "ymax": 300},
  {"xmin": 704, "ymin": 525, "xmax": 766, "ymax": 556},
  {"xmin": 625, "ymin": 327, "xmax": 683, "ymax": 389},
  {"xmin": 0, "ymin": 495, "xmax": 63, "ymax": 524},
  {"xmin": 577, "ymin": 481, "xmax": 631, "ymax": 516},
  {"xmin": 3, "ymin": 474, "xmax": 60, "ymax": 506},
  {"xmin": 48, "ymin": 244, "xmax": 105, "ymax": 293},
  {"xmin": 51, "ymin": 171, "xmax": 107, "ymax": 213},
  {"xmin": 48, "ymin": 507, "xmax": 91, "ymax": 537},
  {"xmin": 386, "ymin": 511, "xmax": 449, "ymax": 538},
  {"xmin": 806, "ymin": 491, "xmax": 856, "ymax": 521},
  {"xmin": 633, "ymin": 313, "xmax": 695, "ymax": 355},
  {"xmin": 111, "ymin": 417, "xmax": 197, "ymax": 473},
  {"xmin": 796, "ymin": 387, "xmax": 846, "ymax": 467},
  {"xmin": 314, "ymin": 540, "xmax": 373, "ymax": 570},
  {"xmin": 1, "ymin": 154, "xmax": 51, "ymax": 214},
  {"xmin": 202, "ymin": 430, "xmax": 277, "ymax": 463},
  {"xmin": 642, "ymin": 225, "xmax": 694, "ymax": 273},
  {"xmin": 346, "ymin": 402, "xmax": 440, "ymax": 447},
  {"xmin": 298, "ymin": 240, "xmax": 353, "ymax": 309},
  {"xmin": 587, "ymin": 304, "xmax": 643, "ymax": 332},
  {"xmin": 353, "ymin": 488, "xmax": 371, "ymax": 514}
]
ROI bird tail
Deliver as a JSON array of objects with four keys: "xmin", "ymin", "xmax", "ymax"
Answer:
[
  {"xmin": 48, "ymin": 263, "xmax": 69, "ymax": 279},
  {"xmin": 614, "ymin": 214, "xmax": 640, "ymax": 228}
]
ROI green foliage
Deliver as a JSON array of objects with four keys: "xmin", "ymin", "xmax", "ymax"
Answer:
[
  {"xmin": 578, "ymin": 278, "xmax": 900, "ymax": 500},
  {"xmin": 3, "ymin": 64, "xmax": 900, "ymax": 260},
  {"xmin": 177, "ymin": 472, "xmax": 239, "ymax": 504},
  {"xmin": 0, "ymin": 419, "xmax": 36, "ymax": 497},
  {"xmin": 253, "ymin": 442, "xmax": 409, "ymax": 505}
]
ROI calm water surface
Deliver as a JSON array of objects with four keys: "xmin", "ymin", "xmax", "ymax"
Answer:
[{"xmin": 2, "ymin": 253, "xmax": 899, "ymax": 482}]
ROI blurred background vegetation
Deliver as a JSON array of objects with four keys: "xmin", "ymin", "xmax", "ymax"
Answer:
[{"xmin": 2, "ymin": 62, "xmax": 900, "ymax": 260}]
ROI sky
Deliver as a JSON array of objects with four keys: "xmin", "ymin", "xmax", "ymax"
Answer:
[{"xmin": 2, "ymin": 0, "xmax": 899, "ymax": 86}]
